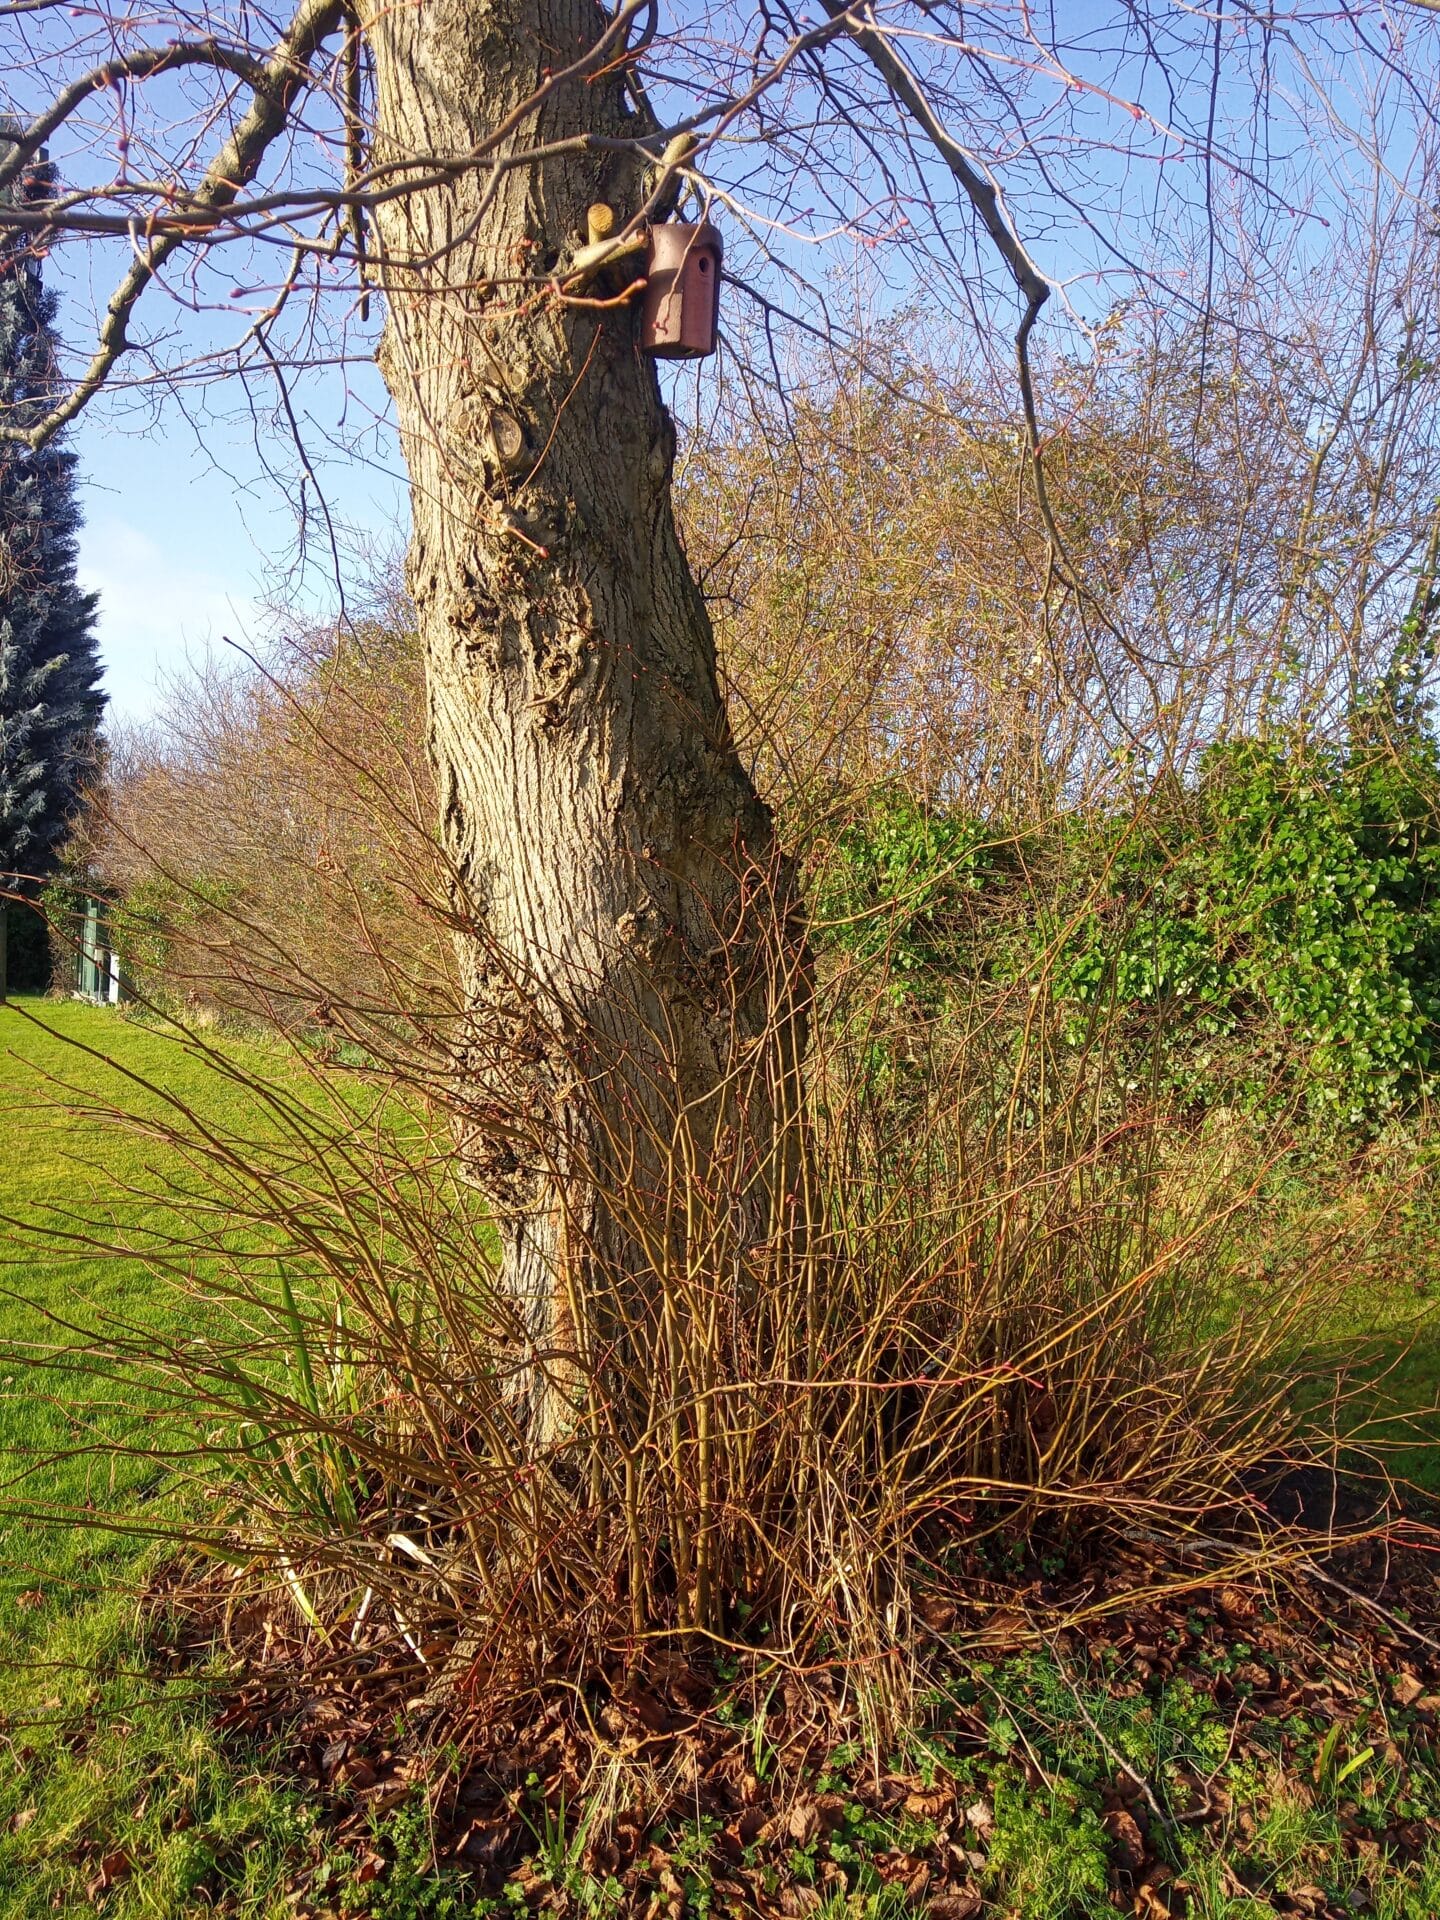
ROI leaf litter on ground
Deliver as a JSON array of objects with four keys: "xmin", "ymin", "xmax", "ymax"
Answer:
[{"xmin": 112, "ymin": 1508, "xmax": 1440, "ymax": 1920}]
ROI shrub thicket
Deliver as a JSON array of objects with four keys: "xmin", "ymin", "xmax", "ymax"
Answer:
[
  {"xmin": 91, "ymin": 660, "xmax": 1440, "ymax": 1129},
  {"xmin": 818, "ymin": 732, "xmax": 1440, "ymax": 1127}
]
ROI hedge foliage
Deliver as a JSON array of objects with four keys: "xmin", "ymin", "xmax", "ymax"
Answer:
[{"xmin": 815, "ymin": 733, "xmax": 1440, "ymax": 1126}]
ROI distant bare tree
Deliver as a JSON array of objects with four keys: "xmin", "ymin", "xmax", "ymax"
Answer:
[{"xmin": 691, "ymin": 197, "xmax": 1440, "ymax": 821}]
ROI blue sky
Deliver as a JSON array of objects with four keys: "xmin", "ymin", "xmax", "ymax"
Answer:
[
  {"xmin": 25, "ymin": 1, "xmax": 1434, "ymax": 723},
  {"xmin": 70, "ymin": 350, "xmax": 406, "ymax": 725}
]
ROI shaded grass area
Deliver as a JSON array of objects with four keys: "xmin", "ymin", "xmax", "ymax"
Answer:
[
  {"xmin": 0, "ymin": 997, "xmax": 1437, "ymax": 1917},
  {"xmin": 0, "ymin": 1583, "xmax": 321, "ymax": 1918},
  {"xmin": 1233, "ymin": 1144, "xmax": 1440, "ymax": 1495}
]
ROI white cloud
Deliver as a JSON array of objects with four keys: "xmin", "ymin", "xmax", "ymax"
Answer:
[{"xmin": 78, "ymin": 518, "xmax": 262, "ymax": 725}]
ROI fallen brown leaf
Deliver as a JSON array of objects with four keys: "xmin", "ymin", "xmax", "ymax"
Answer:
[
  {"xmin": 1104, "ymin": 1806, "xmax": 1147, "ymax": 1872},
  {"xmin": 917, "ymin": 1595, "xmax": 958, "ymax": 1633},
  {"xmin": 979, "ymin": 1607, "xmax": 1029, "ymax": 1648},
  {"xmin": 617, "ymin": 1683, "xmax": 673, "ymax": 1734},
  {"xmin": 354, "ymin": 1851, "xmax": 385, "ymax": 1885},
  {"xmin": 927, "ymin": 1891, "xmax": 982, "ymax": 1920},
  {"xmin": 1281, "ymin": 1886, "xmax": 1329, "ymax": 1917},
  {"xmin": 86, "ymin": 1851, "xmax": 132, "ymax": 1902},
  {"xmin": 787, "ymin": 1799, "xmax": 820, "ymax": 1845},
  {"xmin": 903, "ymin": 1784, "xmax": 955, "ymax": 1820}
]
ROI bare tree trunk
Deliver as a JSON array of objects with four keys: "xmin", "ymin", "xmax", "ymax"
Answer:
[{"xmin": 366, "ymin": 0, "xmax": 806, "ymax": 1434}]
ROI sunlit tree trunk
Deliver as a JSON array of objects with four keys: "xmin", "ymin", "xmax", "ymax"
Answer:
[{"xmin": 366, "ymin": 0, "xmax": 806, "ymax": 1434}]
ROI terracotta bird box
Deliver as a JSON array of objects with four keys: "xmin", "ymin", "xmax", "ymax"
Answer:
[{"xmin": 640, "ymin": 220, "xmax": 722, "ymax": 359}]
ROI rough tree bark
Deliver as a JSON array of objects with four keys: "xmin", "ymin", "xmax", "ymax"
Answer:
[{"xmin": 365, "ymin": 0, "xmax": 806, "ymax": 1432}]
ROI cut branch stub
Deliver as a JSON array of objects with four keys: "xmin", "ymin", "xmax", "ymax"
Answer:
[{"xmin": 486, "ymin": 407, "xmax": 527, "ymax": 473}]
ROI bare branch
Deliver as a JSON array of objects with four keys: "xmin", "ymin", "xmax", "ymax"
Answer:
[
  {"xmin": 0, "ymin": 44, "xmax": 270, "ymax": 196},
  {"xmin": 816, "ymin": 0, "xmax": 1049, "ymax": 318},
  {"xmin": 812, "ymin": 3, "xmax": 1095, "ymax": 633},
  {"xmin": 0, "ymin": 0, "xmax": 345, "ymax": 450}
]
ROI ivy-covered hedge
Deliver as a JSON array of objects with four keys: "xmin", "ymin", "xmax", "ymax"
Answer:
[
  {"xmin": 813, "ymin": 790, "xmax": 1013, "ymax": 992},
  {"xmin": 814, "ymin": 734, "xmax": 1440, "ymax": 1127}
]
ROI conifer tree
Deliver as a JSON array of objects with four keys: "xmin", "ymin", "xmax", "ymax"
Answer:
[{"xmin": 0, "ymin": 131, "xmax": 104, "ymax": 997}]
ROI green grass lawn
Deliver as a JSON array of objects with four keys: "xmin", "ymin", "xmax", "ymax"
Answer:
[
  {"xmin": 0, "ymin": 995, "xmax": 1438, "ymax": 1919},
  {"xmin": 4, "ymin": 996, "xmax": 177, "ymax": 1628},
  {"xmin": 0, "ymin": 994, "xmax": 272, "ymax": 1640},
  {"xmin": 0, "ymin": 995, "xmax": 327, "ymax": 1918},
  {"xmin": 1243, "ymin": 1148, "xmax": 1440, "ymax": 1496}
]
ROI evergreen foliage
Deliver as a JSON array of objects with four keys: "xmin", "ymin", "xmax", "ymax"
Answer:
[
  {"xmin": 0, "ymin": 131, "xmax": 103, "ymax": 986},
  {"xmin": 1048, "ymin": 737, "xmax": 1440, "ymax": 1124},
  {"xmin": 819, "ymin": 731, "xmax": 1440, "ymax": 1129}
]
